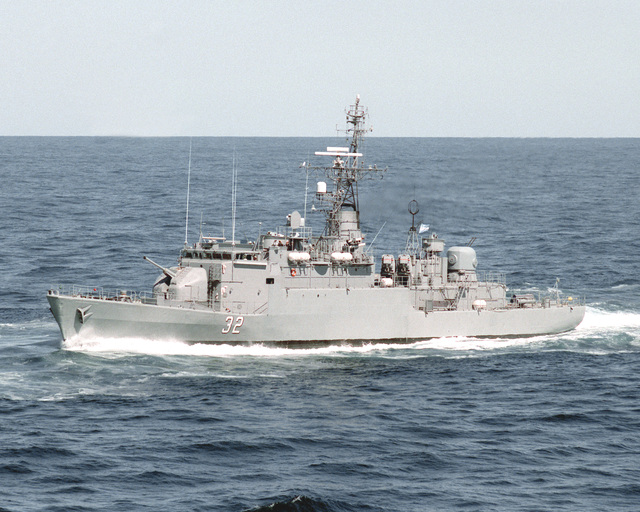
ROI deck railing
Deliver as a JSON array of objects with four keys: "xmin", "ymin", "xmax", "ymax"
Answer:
[
  {"xmin": 477, "ymin": 271, "xmax": 506, "ymax": 285},
  {"xmin": 48, "ymin": 285, "xmax": 156, "ymax": 304}
]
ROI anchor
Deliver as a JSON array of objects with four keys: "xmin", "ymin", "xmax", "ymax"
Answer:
[{"xmin": 76, "ymin": 305, "xmax": 93, "ymax": 324}]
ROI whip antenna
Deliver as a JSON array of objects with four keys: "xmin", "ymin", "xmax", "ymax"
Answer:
[
  {"xmin": 231, "ymin": 148, "xmax": 237, "ymax": 246},
  {"xmin": 184, "ymin": 139, "xmax": 192, "ymax": 246}
]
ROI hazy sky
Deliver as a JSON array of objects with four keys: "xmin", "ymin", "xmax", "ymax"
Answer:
[{"xmin": 2, "ymin": 1, "xmax": 638, "ymax": 136}]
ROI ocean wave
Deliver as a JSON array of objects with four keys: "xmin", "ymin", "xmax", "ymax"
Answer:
[
  {"xmin": 245, "ymin": 495, "xmax": 362, "ymax": 512},
  {"xmin": 0, "ymin": 318, "xmax": 58, "ymax": 331}
]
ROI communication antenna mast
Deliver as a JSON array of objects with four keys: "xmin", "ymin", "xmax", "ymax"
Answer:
[
  {"xmin": 231, "ymin": 150, "xmax": 237, "ymax": 246},
  {"xmin": 184, "ymin": 139, "xmax": 192, "ymax": 246},
  {"xmin": 301, "ymin": 159, "xmax": 310, "ymax": 228}
]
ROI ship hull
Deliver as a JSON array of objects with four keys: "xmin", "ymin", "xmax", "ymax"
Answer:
[{"xmin": 48, "ymin": 288, "xmax": 585, "ymax": 345}]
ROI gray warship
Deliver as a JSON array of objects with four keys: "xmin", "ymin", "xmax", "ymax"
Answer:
[{"xmin": 48, "ymin": 97, "xmax": 585, "ymax": 344}]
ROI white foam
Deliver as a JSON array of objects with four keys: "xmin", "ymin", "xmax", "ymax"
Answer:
[
  {"xmin": 408, "ymin": 336, "xmax": 542, "ymax": 352},
  {"xmin": 63, "ymin": 335, "xmax": 403, "ymax": 358},
  {"xmin": 62, "ymin": 333, "xmax": 541, "ymax": 358},
  {"xmin": 577, "ymin": 306, "xmax": 640, "ymax": 331}
]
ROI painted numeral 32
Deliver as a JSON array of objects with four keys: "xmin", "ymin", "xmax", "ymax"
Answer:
[{"xmin": 222, "ymin": 315, "xmax": 244, "ymax": 334}]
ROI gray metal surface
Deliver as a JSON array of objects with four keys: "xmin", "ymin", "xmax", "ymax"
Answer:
[{"xmin": 48, "ymin": 96, "xmax": 585, "ymax": 345}]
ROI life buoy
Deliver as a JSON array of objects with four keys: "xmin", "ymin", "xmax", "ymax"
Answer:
[{"xmin": 290, "ymin": 268, "xmax": 297, "ymax": 277}]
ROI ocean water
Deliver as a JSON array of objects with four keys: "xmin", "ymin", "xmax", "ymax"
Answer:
[{"xmin": 1, "ymin": 136, "xmax": 639, "ymax": 511}]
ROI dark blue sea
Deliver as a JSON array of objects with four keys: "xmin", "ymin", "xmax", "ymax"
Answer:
[{"xmin": 1, "ymin": 137, "xmax": 639, "ymax": 511}]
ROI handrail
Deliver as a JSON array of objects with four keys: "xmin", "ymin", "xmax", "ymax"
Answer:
[
  {"xmin": 48, "ymin": 285, "xmax": 154, "ymax": 303},
  {"xmin": 47, "ymin": 285, "xmax": 219, "ymax": 310}
]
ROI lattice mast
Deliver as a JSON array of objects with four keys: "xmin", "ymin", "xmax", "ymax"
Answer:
[{"xmin": 309, "ymin": 95, "xmax": 386, "ymax": 238}]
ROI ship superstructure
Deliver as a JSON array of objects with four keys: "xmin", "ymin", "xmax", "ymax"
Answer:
[{"xmin": 48, "ymin": 97, "xmax": 584, "ymax": 344}]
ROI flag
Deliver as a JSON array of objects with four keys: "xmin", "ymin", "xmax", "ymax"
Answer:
[{"xmin": 419, "ymin": 223, "xmax": 430, "ymax": 234}]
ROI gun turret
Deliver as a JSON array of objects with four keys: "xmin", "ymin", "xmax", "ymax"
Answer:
[{"xmin": 143, "ymin": 256, "xmax": 177, "ymax": 279}]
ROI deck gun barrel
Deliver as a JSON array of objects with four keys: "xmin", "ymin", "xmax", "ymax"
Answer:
[{"xmin": 143, "ymin": 256, "xmax": 177, "ymax": 279}]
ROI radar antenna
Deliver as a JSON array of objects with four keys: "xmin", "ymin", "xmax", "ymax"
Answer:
[{"xmin": 307, "ymin": 95, "xmax": 387, "ymax": 238}]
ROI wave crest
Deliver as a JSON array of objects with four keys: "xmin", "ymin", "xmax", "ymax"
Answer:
[{"xmin": 245, "ymin": 495, "xmax": 356, "ymax": 512}]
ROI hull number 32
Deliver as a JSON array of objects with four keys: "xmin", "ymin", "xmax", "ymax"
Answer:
[{"xmin": 222, "ymin": 316, "xmax": 244, "ymax": 334}]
